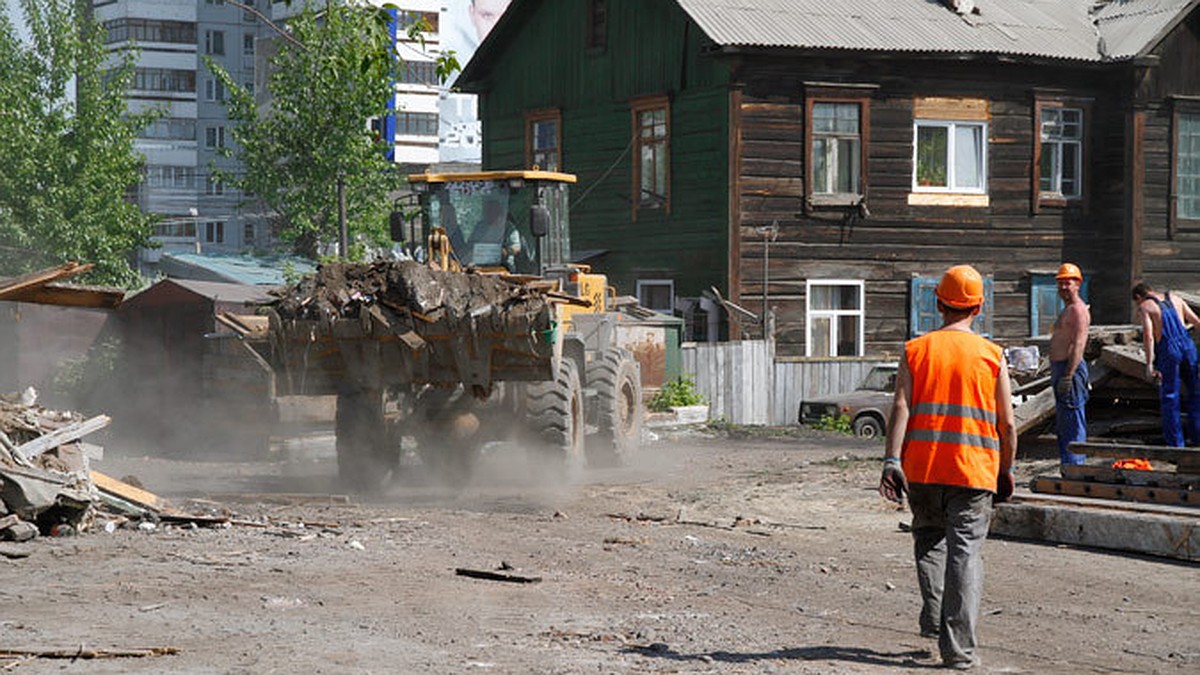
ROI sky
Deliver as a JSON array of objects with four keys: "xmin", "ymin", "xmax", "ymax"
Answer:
[{"xmin": 2, "ymin": 0, "xmax": 30, "ymax": 42}]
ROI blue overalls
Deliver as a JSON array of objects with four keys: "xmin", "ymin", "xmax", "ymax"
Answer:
[
  {"xmin": 1052, "ymin": 359, "xmax": 1089, "ymax": 464},
  {"xmin": 1154, "ymin": 293, "xmax": 1200, "ymax": 447}
]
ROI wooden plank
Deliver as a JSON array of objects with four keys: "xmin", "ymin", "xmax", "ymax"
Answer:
[
  {"xmin": 3, "ymin": 282, "xmax": 124, "ymax": 309},
  {"xmin": 1014, "ymin": 364, "xmax": 1112, "ymax": 436},
  {"xmin": 455, "ymin": 568, "xmax": 542, "ymax": 584},
  {"xmin": 1069, "ymin": 441, "xmax": 1200, "ymax": 467},
  {"xmin": 1061, "ymin": 464, "xmax": 1200, "ymax": 489},
  {"xmin": 991, "ymin": 500, "xmax": 1200, "ymax": 561},
  {"xmin": 1098, "ymin": 344, "xmax": 1152, "ymax": 381},
  {"xmin": 14, "ymin": 415, "xmax": 110, "ymax": 461},
  {"xmin": 0, "ymin": 262, "xmax": 90, "ymax": 300},
  {"xmin": 1030, "ymin": 476, "xmax": 1199, "ymax": 508},
  {"xmin": 89, "ymin": 470, "xmax": 167, "ymax": 513}
]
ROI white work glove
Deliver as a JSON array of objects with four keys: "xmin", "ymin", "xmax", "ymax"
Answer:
[{"xmin": 878, "ymin": 457, "xmax": 908, "ymax": 504}]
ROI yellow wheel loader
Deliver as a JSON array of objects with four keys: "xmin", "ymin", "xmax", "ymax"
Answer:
[{"xmin": 264, "ymin": 171, "xmax": 647, "ymax": 490}]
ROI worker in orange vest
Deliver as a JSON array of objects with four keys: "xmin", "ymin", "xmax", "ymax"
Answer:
[{"xmin": 879, "ymin": 264, "xmax": 1017, "ymax": 671}]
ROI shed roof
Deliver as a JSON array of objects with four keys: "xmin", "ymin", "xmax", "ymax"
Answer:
[{"xmin": 158, "ymin": 252, "xmax": 315, "ymax": 286}]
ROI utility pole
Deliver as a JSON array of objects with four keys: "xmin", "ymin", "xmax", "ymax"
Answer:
[{"xmin": 337, "ymin": 173, "xmax": 348, "ymax": 258}]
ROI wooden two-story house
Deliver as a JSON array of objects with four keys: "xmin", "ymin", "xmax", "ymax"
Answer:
[{"xmin": 457, "ymin": 0, "xmax": 1200, "ymax": 357}]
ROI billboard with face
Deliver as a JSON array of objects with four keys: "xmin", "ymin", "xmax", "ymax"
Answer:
[{"xmin": 440, "ymin": 0, "xmax": 511, "ymax": 164}]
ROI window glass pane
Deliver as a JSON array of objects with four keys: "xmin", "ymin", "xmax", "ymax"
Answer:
[
  {"xmin": 813, "ymin": 138, "xmax": 830, "ymax": 193},
  {"xmin": 1041, "ymin": 109, "xmax": 1061, "ymax": 139},
  {"xmin": 837, "ymin": 315, "xmax": 860, "ymax": 356},
  {"xmin": 1179, "ymin": 113, "xmax": 1200, "ymax": 219},
  {"xmin": 834, "ymin": 103, "xmax": 858, "ymax": 133},
  {"xmin": 1040, "ymin": 144, "xmax": 1059, "ymax": 192},
  {"xmin": 809, "ymin": 284, "xmax": 833, "ymax": 310},
  {"xmin": 813, "ymin": 103, "xmax": 836, "ymax": 133},
  {"xmin": 836, "ymin": 284, "xmax": 860, "ymax": 310},
  {"xmin": 1061, "ymin": 142, "xmax": 1079, "ymax": 196},
  {"xmin": 916, "ymin": 125, "xmax": 948, "ymax": 187},
  {"xmin": 810, "ymin": 316, "xmax": 832, "ymax": 357},
  {"xmin": 954, "ymin": 125, "xmax": 983, "ymax": 189},
  {"xmin": 836, "ymin": 138, "xmax": 859, "ymax": 193}
]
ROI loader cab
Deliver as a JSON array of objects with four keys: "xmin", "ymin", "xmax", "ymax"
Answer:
[{"xmin": 406, "ymin": 171, "xmax": 576, "ymax": 275}]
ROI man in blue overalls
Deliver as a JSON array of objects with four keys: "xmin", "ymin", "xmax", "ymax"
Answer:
[
  {"xmin": 1050, "ymin": 263, "xmax": 1090, "ymax": 465},
  {"xmin": 1132, "ymin": 282, "xmax": 1200, "ymax": 447}
]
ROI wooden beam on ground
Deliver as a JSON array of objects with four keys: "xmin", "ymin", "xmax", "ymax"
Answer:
[
  {"xmin": 455, "ymin": 567, "xmax": 542, "ymax": 584},
  {"xmin": 0, "ymin": 646, "xmax": 178, "ymax": 659},
  {"xmin": 89, "ymin": 470, "xmax": 167, "ymax": 513},
  {"xmin": 991, "ymin": 498, "xmax": 1200, "ymax": 561},
  {"xmin": 1061, "ymin": 464, "xmax": 1200, "ymax": 489},
  {"xmin": 1030, "ymin": 476, "xmax": 1200, "ymax": 508},
  {"xmin": 13, "ymin": 415, "xmax": 110, "ymax": 461}
]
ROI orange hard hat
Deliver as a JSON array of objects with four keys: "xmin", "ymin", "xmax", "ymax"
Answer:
[
  {"xmin": 935, "ymin": 264, "xmax": 985, "ymax": 309},
  {"xmin": 1055, "ymin": 263, "xmax": 1083, "ymax": 281}
]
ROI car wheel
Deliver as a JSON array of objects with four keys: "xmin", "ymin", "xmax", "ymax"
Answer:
[{"xmin": 853, "ymin": 416, "xmax": 884, "ymax": 439}]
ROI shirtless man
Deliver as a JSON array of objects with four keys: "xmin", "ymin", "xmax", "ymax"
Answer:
[
  {"xmin": 1049, "ymin": 263, "xmax": 1090, "ymax": 465},
  {"xmin": 1132, "ymin": 282, "xmax": 1200, "ymax": 447}
]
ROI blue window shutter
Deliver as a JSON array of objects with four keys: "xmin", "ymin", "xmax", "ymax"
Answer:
[
  {"xmin": 1030, "ymin": 274, "xmax": 1089, "ymax": 336},
  {"xmin": 913, "ymin": 275, "xmax": 994, "ymax": 338},
  {"xmin": 910, "ymin": 277, "xmax": 939, "ymax": 337},
  {"xmin": 971, "ymin": 276, "xmax": 994, "ymax": 338}
]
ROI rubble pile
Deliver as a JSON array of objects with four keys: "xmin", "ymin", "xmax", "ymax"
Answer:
[
  {"xmin": 0, "ymin": 390, "xmax": 100, "ymax": 540},
  {"xmin": 269, "ymin": 260, "xmax": 550, "ymax": 323}
]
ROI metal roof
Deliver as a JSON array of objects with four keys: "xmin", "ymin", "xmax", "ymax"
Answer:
[
  {"xmin": 674, "ymin": 0, "xmax": 1191, "ymax": 62},
  {"xmin": 158, "ymin": 252, "xmax": 315, "ymax": 287},
  {"xmin": 1095, "ymin": 0, "xmax": 1199, "ymax": 59}
]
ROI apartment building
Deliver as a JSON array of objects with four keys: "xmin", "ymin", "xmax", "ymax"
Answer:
[{"xmin": 94, "ymin": 0, "xmax": 465, "ymax": 266}]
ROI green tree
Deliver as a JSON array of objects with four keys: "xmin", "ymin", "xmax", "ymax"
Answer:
[
  {"xmin": 0, "ymin": 0, "xmax": 153, "ymax": 288},
  {"xmin": 212, "ymin": 2, "xmax": 417, "ymax": 259}
]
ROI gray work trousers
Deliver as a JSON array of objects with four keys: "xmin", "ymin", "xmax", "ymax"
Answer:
[{"xmin": 907, "ymin": 483, "xmax": 994, "ymax": 667}]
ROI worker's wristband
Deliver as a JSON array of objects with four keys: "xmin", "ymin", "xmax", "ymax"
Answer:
[{"xmin": 883, "ymin": 457, "xmax": 900, "ymax": 465}]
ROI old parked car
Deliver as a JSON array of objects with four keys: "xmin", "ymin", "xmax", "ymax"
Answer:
[{"xmin": 798, "ymin": 365, "xmax": 897, "ymax": 439}]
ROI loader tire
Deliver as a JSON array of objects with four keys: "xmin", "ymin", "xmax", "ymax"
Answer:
[
  {"xmin": 335, "ymin": 388, "xmax": 396, "ymax": 492},
  {"xmin": 524, "ymin": 358, "xmax": 585, "ymax": 474},
  {"xmin": 585, "ymin": 347, "xmax": 643, "ymax": 467}
]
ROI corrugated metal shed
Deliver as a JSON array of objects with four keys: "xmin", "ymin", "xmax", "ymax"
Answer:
[
  {"xmin": 674, "ymin": 0, "xmax": 1190, "ymax": 62},
  {"xmin": 1095, "ymin": 0, "xmax": 1199, "ymax": 58}
]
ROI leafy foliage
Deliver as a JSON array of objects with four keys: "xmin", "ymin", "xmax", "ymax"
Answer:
[
  {"xmin": 0, "ymin": 0, "xmax": 154, "ymax": 287},
  {"xmin": 648, "ymin": 376, "xmax": 707, "ymax": 413},
  {"xmin": 211, "ymin": 2, "xmax": 447, "ymax": 259},
  {"xmin": 813, "ymin": 413, "xmax": 853, "ymax": 435}
]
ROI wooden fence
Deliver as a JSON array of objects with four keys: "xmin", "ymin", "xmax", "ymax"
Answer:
[{"xmin": 681, "ymin": 340, "xmax": 891, "ymax": 425}]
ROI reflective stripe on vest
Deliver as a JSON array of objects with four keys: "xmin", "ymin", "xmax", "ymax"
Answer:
[{"xmin": 902, "ymin": 330, "xmax": 1003, "ymax": 491}]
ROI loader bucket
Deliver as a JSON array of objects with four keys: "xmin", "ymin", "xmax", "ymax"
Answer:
[{"xmin": 265, "ymin": 261, "xmax": 558, "ymax": 396}]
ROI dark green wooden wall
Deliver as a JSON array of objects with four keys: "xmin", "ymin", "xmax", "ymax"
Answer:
[{"xmin": 470, "ymin": 0, "xmax": 732, "ymax": 303}]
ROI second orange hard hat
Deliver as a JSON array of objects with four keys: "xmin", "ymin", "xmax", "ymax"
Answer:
[
  {"xmin": 936, "ymin": 264, "xmax": 985, "ymax": 309},
  {"xmin": 1055, "ymin": 263, "xmax": 1083, "ymax": 281}
]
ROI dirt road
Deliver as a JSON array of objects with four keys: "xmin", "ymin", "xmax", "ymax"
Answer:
[{"xmin": 2, "ymin": 428, "xmax": 1196, "ymax": 673}]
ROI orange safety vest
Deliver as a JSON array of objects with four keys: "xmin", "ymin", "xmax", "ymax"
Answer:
[{"xmin": 902, "ymin": 329, "xmax": 1003, "ymax": 492}]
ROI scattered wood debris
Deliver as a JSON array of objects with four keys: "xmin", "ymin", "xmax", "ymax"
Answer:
[{"xmin": 455, "ymin": 566, "xmax": 542, "ymax": 584}]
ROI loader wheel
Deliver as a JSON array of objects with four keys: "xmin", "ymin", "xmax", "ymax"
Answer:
[
  {"xmin": 335, "ymin": 388, "xmax": 396, "ymax": 492},
  {"xmin": 585, "ymin": 347, "xmax": 643, "ymax": 467},
  {"xmin": 524, "ymin": 358, "xmax": 585, "ymax": 474}
]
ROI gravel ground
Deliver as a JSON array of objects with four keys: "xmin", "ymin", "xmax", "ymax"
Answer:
[{"xmin": 1, "ymin": 426, "xmax": 1196, "ymax": 674}]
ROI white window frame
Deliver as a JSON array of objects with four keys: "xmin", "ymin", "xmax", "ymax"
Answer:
[
  {"xmin": 805, "ymin": 279, "xmax": 865, "ymax": 357},
  {"xmin": 1039, "ymin": 107, "xmax": 1083, "ymax": 199},
  {"xmin": 202, "ymin": 220, "xmax": 225, "ymax": 243},
  {"xmin": 912, "ymin": 120, "xmax": 987, "ymax": 194},
  {"xmin": 636, "ymin": 279, "xmax": 674, "ymax": 314}
]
